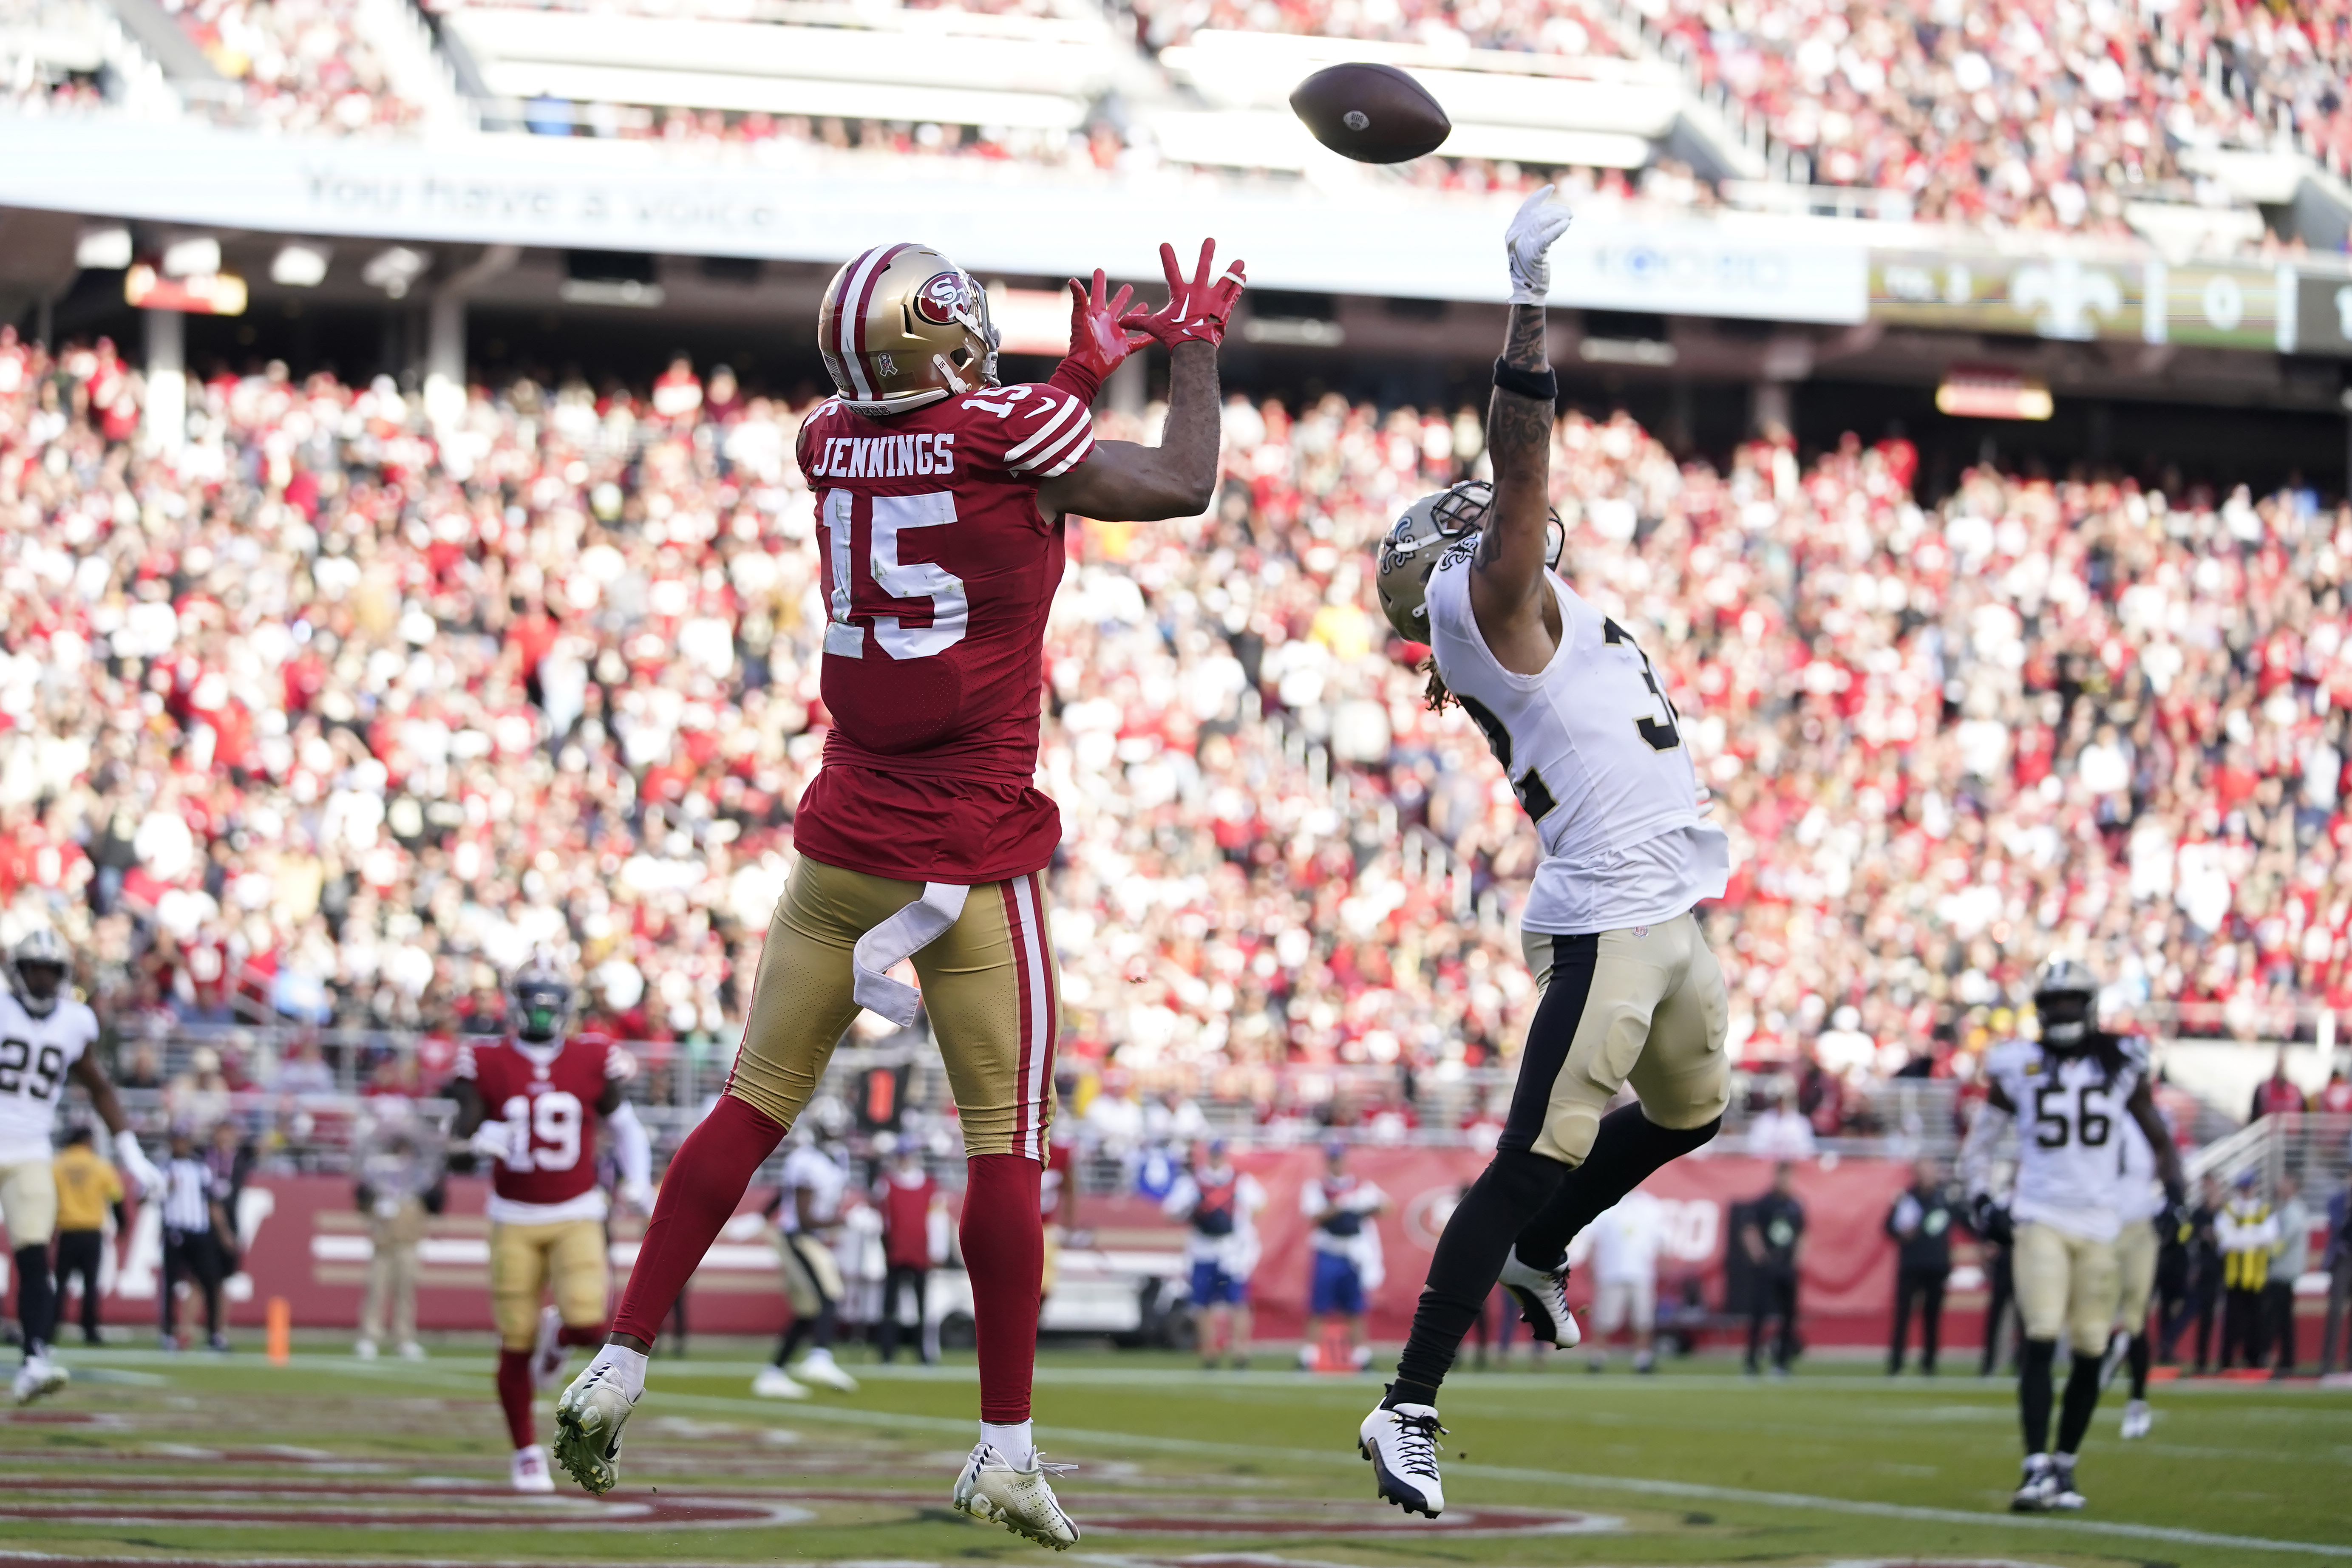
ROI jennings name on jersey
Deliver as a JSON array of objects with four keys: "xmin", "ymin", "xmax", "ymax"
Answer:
[
  {"xmin": 456, "ymin": 1034, "xmax": 635, "ymax": 1226},
  {"xmin": 1424, "ymin": 550, "xmax": 1728, "ymax": 935},
  {"xmin": 1984, "ymin": 1032, "xmax": 2151, "ymax": 1243},
  {"xmin": 0, "ymin": 991, "xmax": 99, "ymax": 1166},
  {"xmin": 792, "ymin": 380, "xmax": 1094, "ymax": 886}
]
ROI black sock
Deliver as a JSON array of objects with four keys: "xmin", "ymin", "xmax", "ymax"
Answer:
[
  {"xmin": 2127, "ymin": 1333, "xmax": 2151, "ymax": 1400},
  {"xmin": 810, "ymin": 1299, "xmax": 839, "ymax": 1351},
  {"xmin": 1390, "ymin": 1149, "xmax": 1567, "ymax": 1400},
  {"xmin": 778, "ymin": 1319, "xmax": 811, "ymax": 1365},
  {"xmin": 2055, "ymin": 1347, "xmax": 2105, "ymax": 1454},
  {"xmin": 2018, "ymin": 1338, "xmax": 2057, "ymax": 1455},
  {"xmin": 14, "ymin": 1245, "xmax": 53, "ymax": 1359},
  {"xmin": 1512, "ymin": 1108, "xmax": 1721, "ymax": 1271}
]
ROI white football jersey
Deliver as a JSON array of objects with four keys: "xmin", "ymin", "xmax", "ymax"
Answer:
[
  {"xmin": 2110, "ymin": 1106, "xmax": 2168, "ymax": 1224},
  {"xmin": 1425, "ymin": 549, "xmax": 1728, "ymax": 934},
  {"xmin": 1984, "ymin": 1035, "xmax": 2151, "ymax": 1242},
  {"xmin": 778, "ymin": 1142, "xmax": 849, "ymax": 1234},
  {"xmin": 0, "ymin": 991, "xmax": 99, "ymax": 1166}
]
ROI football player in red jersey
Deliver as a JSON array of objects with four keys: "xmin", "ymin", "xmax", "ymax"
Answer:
[
  {"xmin": 556, "ymin": 240, "xmax": 1244, "ymax": 1546},
  {"xmin": 449, "ymin": 960, "xmax": 652, "ymax": 1493}
]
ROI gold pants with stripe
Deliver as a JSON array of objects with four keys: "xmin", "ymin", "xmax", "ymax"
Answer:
[
  {"xmin": 489, "ymin": 1217, "xmax": 609, "ymax": 1350},
  {"xmin": 0, "ymin": 1160, "xmax": 58, "ymax": 1248},
  {"xmin": 728, "ymin": 856, "xmax": 1057, "ymax": 1160},
  {"xmin": 2113, "ymin": 1217, "xmax": 2159, "ymax": 1332},
  {"xmin": 2015, "ymin": 1221, "xmax": 2119, "ymax": 1355}
]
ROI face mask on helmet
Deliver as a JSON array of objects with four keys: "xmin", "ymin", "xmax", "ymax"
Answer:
[
  {"xmin": 514, "ymin": 983, "xmax": 570, "ymax": 1042},
  {"xmin": 15, "ymin": 960, "xmax": 63, "ymax": 1016},
  {"xmin": 1374, "ymin": 481, "xmax": 1566, "ymax": 642},
  {"xmin": 2035, "ymin": 990, "xmax": 2094, "ymax": 1049}
]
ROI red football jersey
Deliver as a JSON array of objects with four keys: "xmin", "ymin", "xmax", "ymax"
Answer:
[
  {"xmin": 791, "ymin": 380, "xmax": 1094, "ymax": 883},
  {"xmin": 456, "ymin": 1034, "xmax": 635, "ymax": 1209}
]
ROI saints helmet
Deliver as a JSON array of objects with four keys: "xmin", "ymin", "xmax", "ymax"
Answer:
[
  {"xmin": 1374, "ymin": 480, "xmax": 1565, "ymax": 641},
  {"xmin": 9, "ymin": 928, "xmax": 69, "ymax": 1019},
  {"xmin": 817, "ymin": 243, "xmax": 999, "ymax": 418},
  {"xmin": 2031, "ymin": 958, "xmax": 2099, "ymax": 1053},
  {"xmin": 508, "ymin": 957, "xmax": 576, "ymax": 1044}
]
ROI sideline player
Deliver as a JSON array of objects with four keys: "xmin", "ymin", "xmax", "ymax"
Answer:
[
  {"xmin": 555, "ymin": 239, "xmax": 1244, "ymax": 1548},
  {"xmin": 754, "ymin": 1107, "xmax": 859, "ymax": 1398},
  {"xmin": 1299, "ymin": 1140, "xmax": 1384, "ymax": 1371},
  {"xmin": 1961, "ymin": 959, "xmax": 2182, "ymax": 1513},
  {"xmin": 1164, "ymin": 1138, "xmax": 1264, "ymax": 1370},
  {"xmin": 0, "ymin": 929, "xmax": 160, "ymax": 1404},
  {"xmin": 448, "ymin": 960, "xmax": 651, "ymax": 1492},
  {"xmin": 1354, "ymin": 189, "xmax": 1731, "ymax": 1517},
  {"xmin": 2099, "ymin": 1094, "xmax": 2169, "ymax": 1439}
]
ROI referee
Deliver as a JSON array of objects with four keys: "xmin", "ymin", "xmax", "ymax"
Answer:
[{"xmin": 158, "ymin": 1129, "xmax": 232, "ymax": 1353}]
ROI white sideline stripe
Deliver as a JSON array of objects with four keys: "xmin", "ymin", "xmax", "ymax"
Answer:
[{"xmin": 50, "ymin": 1356, "xmax": 2349, "ymax": 1560}]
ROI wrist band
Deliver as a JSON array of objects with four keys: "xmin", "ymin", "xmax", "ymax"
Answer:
[{"xmin": 1493, "ymin": 357, "xmax": 1557, "ymax": 401}]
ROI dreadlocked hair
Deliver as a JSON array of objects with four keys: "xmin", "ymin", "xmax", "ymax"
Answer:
[{"xmin": 1424, "ymin": 657, "xmax": 1454, "ymax": 712}]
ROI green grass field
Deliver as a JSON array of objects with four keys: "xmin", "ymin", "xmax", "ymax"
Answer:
[{"xmin": 6, "ymin": 1338, "xmax": 2349, "ymax": 1567}]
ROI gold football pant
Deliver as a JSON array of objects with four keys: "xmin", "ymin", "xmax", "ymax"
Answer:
[
  {"xmin": 489, "ymin": 1217, "xmax": 609, "ymax": 1350},
  {"xmin": 1508, "ymin": 914, "xmax": 1731, "ymax": 1166},
  {"xmin": 0, "ymin": 1159, "xmax": 58, "ymax": 1248},
  {"xmin": 728, "ymin": 856, "xmax": 1057, "ymax": 1160},
  {"xmin": 2113, "ymin": 1217, "xmax": 2159, "ymax": 1333},
  {"xmin": 778, "ymin": 1231, "xmax": 846, "ymax": 1316},
  {"xmin": 2015, "ymin": 1221, "xmax": 2120, "ymax": 1355}
]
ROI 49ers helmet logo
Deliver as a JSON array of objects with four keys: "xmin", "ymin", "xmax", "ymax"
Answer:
[{"xmin": 913, "ymin": 270, "xmax": 971, "ymax": 326}]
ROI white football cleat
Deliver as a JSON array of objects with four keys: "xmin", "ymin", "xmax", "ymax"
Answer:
[
  {"xmin": 2047, "ymin": 1455, "xmax": 2086, "ymax": 1511},
  {"xmin": 12, "ymin": 1357, "xmax": 68, "ymax": 1407},
  {"xmin": 952, "ymin": 1442, "xmax": 1080, "ymax": 1550},
  {"xmin": 354, "ymin": 1338, "xmax": 378, "ymax": 1361},
  {"xmin": 1497, "ymin": 1248, "xmax": 1582, "ymax": 1349},
  {"xmin": 397, "ymin": 1340, "xmax": 426, "ymax": 1361},
  {"xmin": 2009, "ymin": 1454, "xmax": 2057, "ymax": 1513},
  {"xmin": 751, "ymin": 1364, "xmax": 809, "ymax": 1399},
  {"xmin": 1359, "ymin": 1398, "xmax": 1445, "ymax": 1517},
  {"xmin": 794, "ymin": 1346, "xmax": 859, "ymax": 1392},
  {"xmin": 510, "ymin": 1443, "xmax": 556, "ymax": 1493},
  {"xmin": 530, "ymin": 1307, "xmax": 568, "ymax": 1392},
  {"xmin": 552, "ymin": 1356, "xmax": 640, "ymax": 1495},
  {"xmin": 2120, "ymin": 1398, "xmax": 2152, "ymax": 1440}
]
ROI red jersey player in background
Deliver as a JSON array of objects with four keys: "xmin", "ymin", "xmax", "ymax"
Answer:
[
  {"xmin": 449, "ymin": 960, "xmax": 652, "ymax": 1492},
  {"xmin": 556, "ymin": 238, "xmax": 1242, "ymax": 1546}
]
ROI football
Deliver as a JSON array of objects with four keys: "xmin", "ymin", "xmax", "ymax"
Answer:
[{"xmin": 1289, "ymin": 62, "xmax": 1452, "ymax": 163}]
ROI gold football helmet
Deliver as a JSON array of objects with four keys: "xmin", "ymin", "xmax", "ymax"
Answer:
[
  {"xmin": 818, "ymin": 243, "xmax": 1000, "ymax": 417},
  {"xmin": 1374, "ymin": 480, "xmax": 1565, "ymax": 640}
]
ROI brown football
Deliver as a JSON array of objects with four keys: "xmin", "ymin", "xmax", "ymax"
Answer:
[{"xmin": 1289, "ymin": 62, "xmax": 1451, "ymax": 164}]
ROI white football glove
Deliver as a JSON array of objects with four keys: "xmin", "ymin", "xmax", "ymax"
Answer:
[
  {"xmin": 114, "ymin": 1130, "xmax": 162, "ymax": 1196},
  {"xmin": 469, "ymin": 1118, "xmax": 521, "ymax": 1166},
  {"xmin": 1505, "ymin": 184, "xmax": 1574, "ymax": 306},
  {"xmin": 619, "ymin": 1177, "xmax": 656, "ymax": 1215}
]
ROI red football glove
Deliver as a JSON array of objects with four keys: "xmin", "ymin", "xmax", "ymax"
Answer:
[
  {"xmin": 1121, "ymin": 239, "xmax": 1247, "ymax": 350},
  {"xmin": 1065, "ymin": 269, "xmax": 1147, "ymax": 381}
]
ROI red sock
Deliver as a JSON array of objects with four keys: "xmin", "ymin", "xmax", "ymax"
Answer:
[
  {"xmin": 496, "ymin": 1349, "xmax": 535, "ymax": 1449},
  {"xmin": 961, "ymin": 1154, "xmax": 1043, "ymax": 1425},
  {"xmin": 610, "ymin": 1094, "xmax": 784, "ymax": 1344},
  {"xmin": 556, "ymin": 1324, "xmax": 606, "ymax": 1349}
]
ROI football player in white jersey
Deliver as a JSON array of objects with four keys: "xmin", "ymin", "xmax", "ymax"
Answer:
[
  {"xmin": 0, "ymin": 929, "xmax": 162, "ymax": 1404},
  {"xmin": 2098, "ymin": 1103, "xmax": 2168, "ymax": 1440},
  {"xmin": 1961, "ymin": 959, "xmax": 2182, "ymax": 1513},
  {"xmin": 1355, "ymin": 189, "xmax": 1733, "ymax": 1519}
]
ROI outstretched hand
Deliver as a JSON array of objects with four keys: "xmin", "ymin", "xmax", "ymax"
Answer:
[
  {"xmin": 1065, "ymin": 269, "xmax": 1148, "ymax": 382},
  {"xmin": 1121, "ymin": 239, "xmax": 1247, "ymax": 350},
  {"xmin": 1505, "ymin": 184, "xmax": 1573, "ymax": 306}
]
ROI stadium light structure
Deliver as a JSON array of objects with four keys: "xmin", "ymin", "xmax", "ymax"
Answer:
[
  {"xmin": 160, "ymin": 235, "xmax": 222, "ymax": 279},
  {"xmin": 1935, "ymin": 366, "xmax": 2053, "ymax": 421},
  {"xmin": 271, "ymin": 243, "xmax": 332, "ymax": 288},
  {"xmin": 74, "ymin": 224, "xmax": 131, "ymax": 270},
  {"xmin": 363, "ymin": 246, "xmax": 431, "ymax": 300}
]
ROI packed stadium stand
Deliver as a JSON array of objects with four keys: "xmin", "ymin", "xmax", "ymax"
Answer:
[{"xmin": 0, "ymin": 325, "xmax": 2341, "ymax": 1154}]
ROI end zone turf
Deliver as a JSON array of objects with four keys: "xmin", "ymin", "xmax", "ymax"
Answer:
[{"xmin": 3, "ymin": 1344, "xmax": 2347, "ymax": 1568}]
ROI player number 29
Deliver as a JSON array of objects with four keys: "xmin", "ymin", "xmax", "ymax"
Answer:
[
  {"xmin": 821, "ymin": 489, "xmax": 970, "ymax": 661},
  {"xmin": 0, "ymin": 1037, "xmax": 64, "ymax": 1100},
  {"xmin": 500, "ymin": 1090, "xmax": 584, "ymax": 1172}
]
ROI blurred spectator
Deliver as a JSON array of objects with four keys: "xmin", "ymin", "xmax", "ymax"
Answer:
[
  {"xmin": 1584, "ymin": 1187, "xmax": 1664, "ymax": 1374},
  {"xmin": 1884, "ymin": 1156, "xmax": 1956, "ymax": 1375},
  {"xmin": 2253, "ymin": 1052, "xmax": 2307, "ymax": 1121},
  {"xmin": 2321, "ymin": 1171, "xmax": 2352, "ymax": 1375},
  {"xmin": 50, "ymin": 1126, "xmax": 124, "ymax": 1345},
  {"xmin": 352, "ymin": 1101, "xmax": 442, "ymax": 1360},
  {"xmin": 2318, "ymin": 1068, "xmax": 2352, "ymax": 1116},
  {"xmin": 2217, "ymin": 1170, "xmax": 2278, "ymax": 1369},
  {"xmin": 1746, "ymin": 1088, "xmax": 1816, "ymax": 1160},
  {"xmin": 873, "ymin": 1140, "xmax": 941, "ymax": 1365},
  {"xmin": 1163, "ymin": 1137, "xmax": 1263, "ymax": 1370},
  {"xmin": 2268, "ymin": 1172, "xmax": 2309, "ymax": 1376},
  {"xmin": 274, "ymin": 1041, "xmax": 337, "ymax": 1096},
  {"xmin": 2162, "ymin": 1177, "xmax": 2225, "ymax": 1371},
  {"xmin": 1741, "ymin": 1161, "xmax": 1804, "ymax": 1376},
  {"xmin": 1298, "ymin": 1139, "xmax": 1384, "ymax": 1371}
]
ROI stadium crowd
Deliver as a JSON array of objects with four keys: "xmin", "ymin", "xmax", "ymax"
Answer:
[{"xmin": 0, "ymin": 328, "xmax": 2343, "ymax": 1146}]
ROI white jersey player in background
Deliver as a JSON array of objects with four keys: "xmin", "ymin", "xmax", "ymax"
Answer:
[
  {"xmin": 754, "ymin": 1106, "xmax": 859, "ymax": 1399},
  {"xmin": 1355, "ymin": 188, "xmax": 1732, "ymax": 1519},
  {"xmin": 0, "ymin": 929, "xmax": 161, "ymax": 1404},
  {"xmin": 1961, "ymin": 959, "xmax": 2182, "ymax": 1513},
  {"xmin": 2099, "ymin": 1104, "xmax": 2168, "ymax": 1440}
]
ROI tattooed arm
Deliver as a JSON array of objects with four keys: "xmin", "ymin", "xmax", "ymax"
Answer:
[{"xmin": 1468, "ymin": 189, "xmax": 1572, "ymax": 673}]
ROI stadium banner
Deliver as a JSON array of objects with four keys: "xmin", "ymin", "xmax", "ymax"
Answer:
[
  {"xmin": 2299, "ymin": 271, "xmax": 2352, "ymax": 359},
  {"xmin": 0, "ymin": 120, "xmax": 1867, "ymax": 323},
  {"xmin": 1870, "ymin": 248, "xmax": 2316, "ymax": 354}
]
